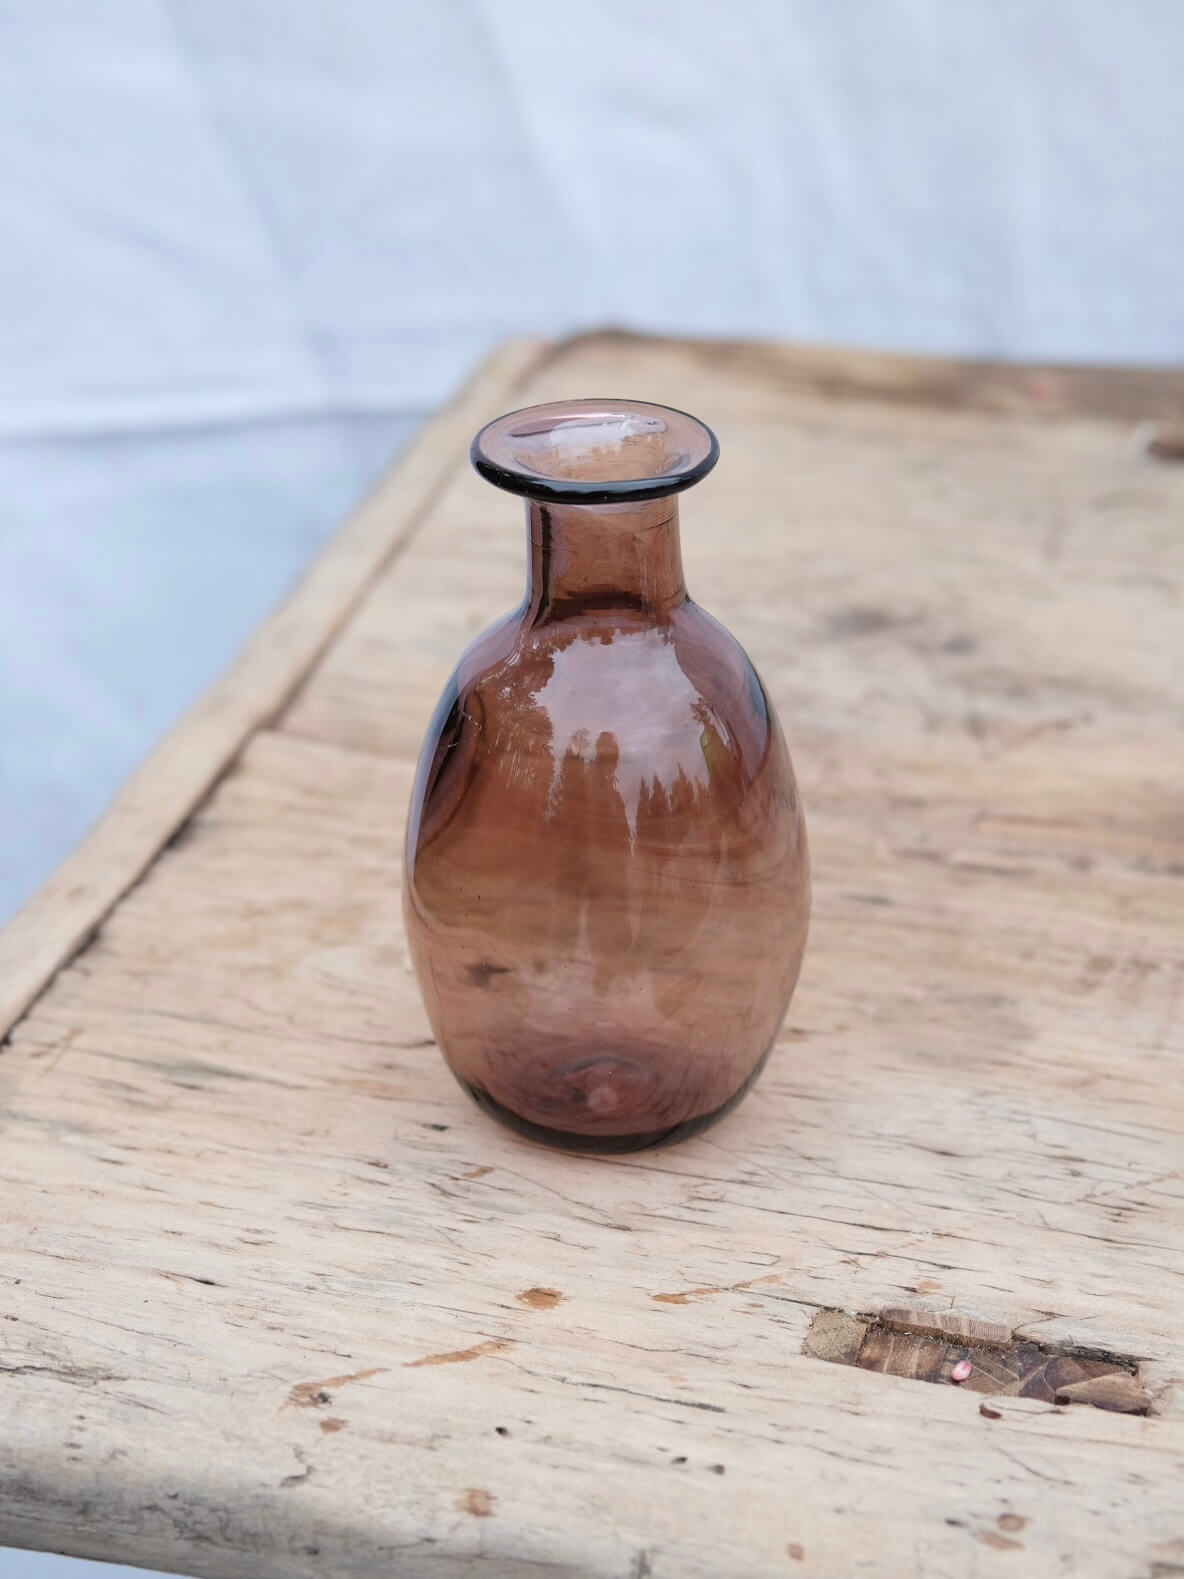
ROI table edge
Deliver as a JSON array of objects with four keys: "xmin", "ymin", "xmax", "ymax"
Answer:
[{"xmin": 0, "ymin": 337, "xmax": 550, "ymax": 1039}]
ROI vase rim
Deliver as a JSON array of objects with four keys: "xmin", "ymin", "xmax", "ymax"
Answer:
[{"xmin": 471, "ymin": 398, "xmax": 719, "ymax": 505}]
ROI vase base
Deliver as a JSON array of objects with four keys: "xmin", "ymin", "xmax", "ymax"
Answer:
[{"xmin": 458, "ymin": 1052, "xmax": 768, "ymax": 1154}]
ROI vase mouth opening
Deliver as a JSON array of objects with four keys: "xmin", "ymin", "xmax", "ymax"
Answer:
[{"xmin": 471, "ymin": 398, "xmax": 719, "ymax": 505}]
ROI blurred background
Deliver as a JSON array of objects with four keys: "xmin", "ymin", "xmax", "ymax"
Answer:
[{"xmin": 0, "ymin": 3, "xmax": 1181, "ymax": 1571}]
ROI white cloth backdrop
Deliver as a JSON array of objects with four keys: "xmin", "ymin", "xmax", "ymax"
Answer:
[
  {"xmin": 4, "ymin": 0, "xmax": 1183, "ymax": 923},
  {"xmin": 0, "ymin": 2, "xmax": 1181, "ymax": 1560},
  {"xmin": 3, "ymin": 0, "xmax": 1183, "ymax": 437}
]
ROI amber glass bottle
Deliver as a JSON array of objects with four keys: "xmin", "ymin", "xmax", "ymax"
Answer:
[{"xmin": 404, "ymin": 400, "xmax": 809, "ymax": 1151}]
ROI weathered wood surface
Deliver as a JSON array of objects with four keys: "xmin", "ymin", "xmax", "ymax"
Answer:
[{"xmin": 2, "ymin": 333, "xmax": 1184, "ymax": 1579}]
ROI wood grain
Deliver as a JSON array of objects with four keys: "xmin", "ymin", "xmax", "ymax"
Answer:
[{"xmin": 2, "ymin": 334, "xmax": 1184, "ymax": 1578}]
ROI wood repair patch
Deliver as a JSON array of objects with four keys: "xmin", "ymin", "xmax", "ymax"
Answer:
[{"xmin": 803, "ymin": 1307, "xmax": 1151, "ymax": 1414}]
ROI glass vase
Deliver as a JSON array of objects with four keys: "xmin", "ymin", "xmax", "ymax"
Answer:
[{"xmin": 403, "ymin": 399, "xmax": 810, "ymax": 1151}]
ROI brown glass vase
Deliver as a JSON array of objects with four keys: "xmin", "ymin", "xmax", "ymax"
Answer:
[{"xmin": 403, "ymin": 399, "xmax": 810, "ymax": 1151}]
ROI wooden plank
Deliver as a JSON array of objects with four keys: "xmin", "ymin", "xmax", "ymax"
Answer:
[
  {"xmin": 0, "ymin": 337, "xmax": 548, "ymax": 1039},
  {"xmin": 3, "ymin": 333, "xmax": 1184, "ymax": 1578},
  {"xmin": 566, "ymin": 329, "xmax": 1184, "ymax": 421}
]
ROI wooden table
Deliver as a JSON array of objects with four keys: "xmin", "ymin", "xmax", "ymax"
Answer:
[{"xmin": 2, "ymin": 334, "xmax": 1183, "ymax": 1578}]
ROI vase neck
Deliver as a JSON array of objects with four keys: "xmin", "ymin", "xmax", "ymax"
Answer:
[{"xmin": 525, "ymin": 498, "xmax": 686, "ymax": 624}]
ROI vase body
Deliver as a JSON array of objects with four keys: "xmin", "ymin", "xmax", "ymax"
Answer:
[{"xmin": 403, "ymin": 400, "xmax": 809, "ymax": 1151}]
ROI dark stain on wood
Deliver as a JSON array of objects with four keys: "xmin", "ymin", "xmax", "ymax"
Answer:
[
  {"xmin": 825, "ymin": 605, "xmax": 916, "ymax": 641},
  {"xmin": 1141, "ymin": 421, "xmax": 1184, "ymax": 461},
  {"xmin": 517, "ymin": 1287, "xmax": 562, "ymax": 1310},
  {"xmin": 405, "ymin": 1339, "xmax": 509, "ymax": 1368},
  {"xmin": 458, "ymin": 1488, "xmax": 495, "ymax": 1517},
  {"xmin": 319, "ymin": 1417, "xmax": 347, "ymax": 1434},
  {"xmin": 285, "ymin": 1366, "xmax": 388, "ymax": 1408},
  {"xmin": 652, "ymin": 1274, "xmax": 782, "ymax": 1305},
  {"xmin": 941, "ymin": 633, "xmax": 978, "ymax": 656},
  {"xmin": 980, "ymin": 1530, "xmax": 1023, "ymax": 1551},
  {"xmin": 803, "ymin": 1307, "xmax": 1151, "ymax": 1414},
  {"xmin": 653, "ymin": 1286, "xmax": 719, "ymax": 1305},
  {"xmin": 157, "ymin": 1057, "xmax": 250, "ymax": 1087}
]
